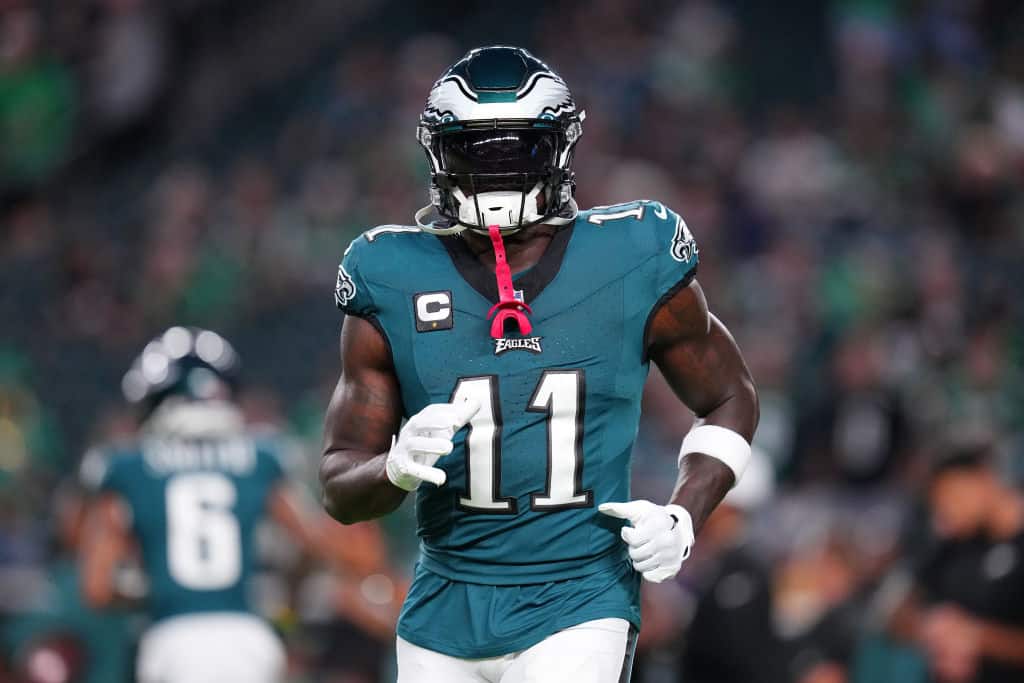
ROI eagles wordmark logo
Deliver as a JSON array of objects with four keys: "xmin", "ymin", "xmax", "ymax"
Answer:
[
  {"xmin": 335, "ymin": 265, "xmax": 356, "ymax": 307},
  {"xmin": 494, "ymin": 336, "xmax": 543, "ymax": 355}
]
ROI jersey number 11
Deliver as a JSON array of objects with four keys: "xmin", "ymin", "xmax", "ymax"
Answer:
[{"xmin": 451, "ymin": 370, "xmax": 593, "ymax": 514}]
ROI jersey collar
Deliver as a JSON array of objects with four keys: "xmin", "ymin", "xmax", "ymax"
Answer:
[{"xmin": 438, "ymin": 222, "xmax": 575, "ymax": 311}]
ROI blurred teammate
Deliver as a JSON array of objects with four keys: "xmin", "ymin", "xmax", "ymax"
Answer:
[
  {"xmin": 320, "ymin": 46, "xmax": 759, "ymax": 681},
  {"xmin": 79, "ymin": 327, "xmax": 355, "ymax": 683},
  {"xmin": 890, "ymin": 441, "xmax": 1024, "ymax": 683}
]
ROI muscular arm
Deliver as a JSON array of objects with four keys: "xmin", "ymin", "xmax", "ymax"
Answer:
[
  {"xmin": 647, "ymin": 280, "xmax": 759, "ymax": 533},
  {"xmin": 319, "ymin": 315, "xmax": 405, "ymax": 524},
  {"xmin": 79, "ymin": 494, "xmax": 132, "ymax": 609}
]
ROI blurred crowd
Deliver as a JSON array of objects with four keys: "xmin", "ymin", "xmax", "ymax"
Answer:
[{"xmin": 1, "ymin": 0, "xmax": 1023, "ymax": 681}]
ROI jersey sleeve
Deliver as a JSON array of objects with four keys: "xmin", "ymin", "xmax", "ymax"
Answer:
[
  {"xmin": 334, "ymin": 235, "xmax": 377, "ymax": 318},
  {"xmin": 625, "ymin": 201, "xmax": 700, "ymax": 359},
  {"xmin": 646, "ymin": 201, "xmax": 699, "ymax": 305}
]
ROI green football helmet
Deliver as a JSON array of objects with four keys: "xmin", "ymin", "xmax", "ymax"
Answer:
[
  {"xmin": 415, "ymin": 46, "xmax": 584, "ymax": 235},
  {"xmin": 122, "ymin": 326, "xmax": 240, "ymax": 417}
]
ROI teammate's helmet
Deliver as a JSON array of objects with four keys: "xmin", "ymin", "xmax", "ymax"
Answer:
[
  {"xmin": 121, "ymin": 326, "xmax": 240, "ymax": 416},
  {"xmin": 415, "ymin": 46, "xmax": 584, "ymax": 235}
]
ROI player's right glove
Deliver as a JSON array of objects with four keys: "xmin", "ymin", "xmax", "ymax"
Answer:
[{"xmin": 385, "ymin": 399, "xmax": 479, "ymax": 491}]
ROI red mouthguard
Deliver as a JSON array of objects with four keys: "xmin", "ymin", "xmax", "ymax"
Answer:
[{"xmin": 485, "ymin": 224, "xmax": 533, "ymax": 338}]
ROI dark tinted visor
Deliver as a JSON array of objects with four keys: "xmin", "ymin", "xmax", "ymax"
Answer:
[{"xmin": 439, "ymin": 129, "xmax": 558, "ymax": 175}]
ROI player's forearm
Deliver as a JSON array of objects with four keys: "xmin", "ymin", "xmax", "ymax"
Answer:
[
  {"xmin": 81, "ymin": 552, "xmax": 147, "ymax": 610},
  {"xmin": 319, "ymin": 449, "xmax": 407, "ymax": 524},
  {"xmin": 81, "ymin": 562, "xmax": 116, "ymax": 609},
  {"xmin": 80, "ymin": 496, "xmax": 134, "ymax": 609},
  {"xmin": 668, "ymin": 453, "xmax": 734, "ymax": 534},
  {"xmin": 670, "ymin": 377, "xmax": 758, "ymax": 533}
]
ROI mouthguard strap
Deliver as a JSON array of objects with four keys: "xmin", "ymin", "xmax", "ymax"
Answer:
[{"xmin": 485, "ymin": 224, "xmax": 533, "ymax": 338}]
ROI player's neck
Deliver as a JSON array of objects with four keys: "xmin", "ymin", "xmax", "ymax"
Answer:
[{"xmin": 460, "ymin": 225, "xmax": 558, "ymax": 275}]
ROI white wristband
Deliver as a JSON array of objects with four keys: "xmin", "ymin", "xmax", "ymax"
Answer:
[{"xmin": 679, "ymin": 425, "xmax": 751, "ymax": 485}]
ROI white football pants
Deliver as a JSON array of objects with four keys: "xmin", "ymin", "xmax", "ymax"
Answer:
[
  {"xmin": 136, "ymin": 612, "xmax": 286, "ymax": 683},
  {"xmin": 397, "ymin": 617, "xmax": 637, "ymax": 683}
]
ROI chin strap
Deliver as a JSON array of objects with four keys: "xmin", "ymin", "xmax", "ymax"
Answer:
[{"xmin": 485, "ymin": 224, "xmax": 533, "ymax": 338}]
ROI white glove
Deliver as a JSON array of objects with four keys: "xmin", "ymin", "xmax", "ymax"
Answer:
[
  {"xmin": 599, "ymin": 500, "xmax": 695, "ymax": 583},
  {"xmin": 385, "ymin": 400, "xmax": 479, "ymax": 491}
]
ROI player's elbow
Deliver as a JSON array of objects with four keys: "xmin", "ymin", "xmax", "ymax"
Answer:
[
  {"xmin": 319, "ymin": 466, "xmax": 347, "ymax": 523},
  {"xmin": 321, "ymin": 488, "xmax": 360, "ymax": 525},
  {"xmin": 318, "ymin": 455, "xmax": 361, "ymax": 525},
  {"xmin": 321, "ymin": 494, "xmax": 376, "ymax": 525}
]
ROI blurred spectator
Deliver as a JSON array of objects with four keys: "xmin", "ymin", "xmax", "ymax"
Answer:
[
  {"xmin": 0, "ymin": 5, "xmax": 75, "ymax": 196},
  {"xmin": 795, "ymin": 327, "xmax": 910, "ymax": 485},
  {"xmin": 138, "ymin": 163, "xmax": 213, "ymax": 327},
  {"xmin": 677, "ymin": 449, "xmax": 791, "ymax": 683},
  {"xmin": 1, "ymin": 484, "xmax": 134, "ymax": 683},
  {"xmin": 780, "ymin": 536, "xmax": 871, "ymax": 683},
  {"xmin": 0, "ymin": 350, "xmax": 63, "ymax": 564},
  {"xmin": 87, "ymin": 0, "xmax": 169, "ymax": 135},
  {"xmin": 890, "ymin": 440, "xmax": 1024, "ymax": 683}
]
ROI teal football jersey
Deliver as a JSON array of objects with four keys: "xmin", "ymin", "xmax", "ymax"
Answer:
[
  {"xmin": 96, "ymin": 434, "xmax": 285, "ymax": 621},
  {"xmin": 336, "ymin": 200, "xmax": 699, "ymax": 586}
]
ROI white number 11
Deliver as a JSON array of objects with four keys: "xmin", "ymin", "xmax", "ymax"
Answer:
[{"xmin": 450, "ymin": 370, "xmax": 593, "ymax": 514}]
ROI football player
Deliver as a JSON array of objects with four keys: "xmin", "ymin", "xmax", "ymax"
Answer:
[
  {"xmin": 79, "ymin": 327, "xmax": 378, "ymax": 683},
  {"xmin": 320, "ymin": 46, "xmax": 759, "ymax": 682}
]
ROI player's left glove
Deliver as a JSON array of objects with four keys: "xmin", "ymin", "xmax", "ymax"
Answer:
[{"xmin": 599, "ymin": 500, "xmax": 695, "ymax": 583}]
